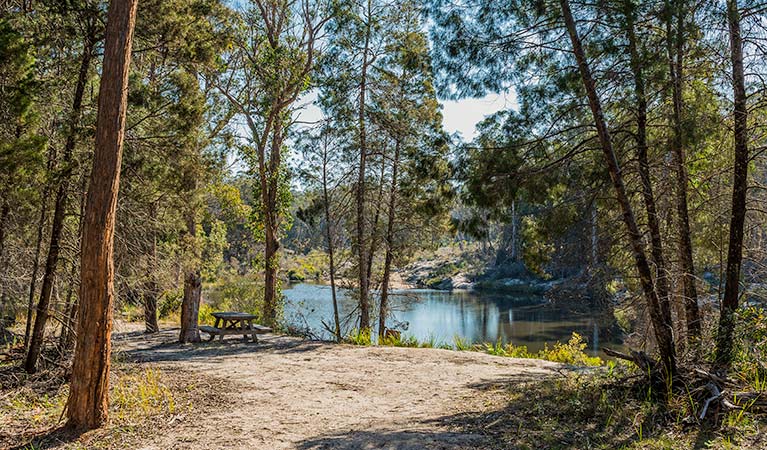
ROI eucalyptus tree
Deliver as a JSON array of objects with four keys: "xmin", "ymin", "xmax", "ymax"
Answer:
[{"xmin": 216, "ymin": 0, "xmax": 331, "ymax": 327}]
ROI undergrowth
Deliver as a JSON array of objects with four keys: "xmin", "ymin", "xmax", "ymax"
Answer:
[{"xmin": 346, "ymin": 329, "xmax": 604, "ymax": 367}]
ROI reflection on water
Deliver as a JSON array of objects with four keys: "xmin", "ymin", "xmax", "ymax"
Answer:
[{"xmin": 283, "ymin": 283, "xmax": 623, "ymax": 355}]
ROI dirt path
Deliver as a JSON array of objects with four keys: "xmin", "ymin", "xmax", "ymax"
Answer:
[{"xmin": 117, "ymin": 328, "xmax": 558, "ymax": 449}]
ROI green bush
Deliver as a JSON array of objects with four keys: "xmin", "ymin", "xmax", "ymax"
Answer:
[{"xmin": 158, "ymin": 289, "xmax": 183, "ymax": 319}]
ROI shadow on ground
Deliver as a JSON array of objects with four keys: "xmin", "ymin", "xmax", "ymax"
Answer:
[{"xmin": 116, "ymin": 328, "xmax": 329, "ymax": 364}]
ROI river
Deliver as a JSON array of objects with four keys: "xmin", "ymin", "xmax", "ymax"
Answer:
[{"xmin": 283, "ymin": 283, "xmax": 623, "ymax": 355}]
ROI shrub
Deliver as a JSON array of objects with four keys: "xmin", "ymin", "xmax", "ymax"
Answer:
[{"xmin": 158, "ymin": 288, "xmax": 183, "ymax": 319}]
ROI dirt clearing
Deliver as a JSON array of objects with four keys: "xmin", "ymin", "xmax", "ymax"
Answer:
[{"xmin": 115, "ymin": 328, "xmax": 558, "ymax": 449}]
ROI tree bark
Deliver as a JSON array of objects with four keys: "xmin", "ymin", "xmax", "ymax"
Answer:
[
  {"xmin": 666, "ymin": 0, "xmax": 701, "ymax": 341},
  {"xmin": 179, "ymin": 269, "xmax": 202, "ymax": 342},
  {"xmin": 26, "ymin": 32, "xmax": 94, "ymax": 374},
  {"xmin": 379, "ymin": 140, "xmax": 400, "ymax": 339},
  {"xmin": 144, "ymin": 209, "xmax": 159, "ymax": 334},
  {"xmin": 66, "ymin": 0, "xmax": 137, "ymax": 430},
  {"xmin": 0, "ymin": 199, "xmax": 9, "ymax": 321},
  {"xmin": 179, "ymin": 213, "xmax": 202, "ymax": 343},
  {"xmin": 559, "ymin": 0, "xmax": 677, "ymax": 377},
  {"xmin": 716, "ymin": 0, "xmax": 748, "ymax": 367}
]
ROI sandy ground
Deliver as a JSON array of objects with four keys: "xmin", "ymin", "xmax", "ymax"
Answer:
[{"xmin": 116, "ymin": 327, "xmax": 559, "ymax": 450}]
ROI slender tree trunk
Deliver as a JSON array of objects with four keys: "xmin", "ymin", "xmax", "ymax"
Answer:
[
  {"xmin": 716, "ymin": 0, "xmax": 748, "ymax": 367},
  {"xmin": 624, "ymin": 0, "xmax": 673, "ymax": 337},
  {"xmin": 24, "ymin": 144, "xmax": 57, "ymax": 348},
  {"xmin": 60, "ymin": 174, "xmax": 88, "ymax": 351},
  {"xmin": 666, "ymin": 0, "xmax": 701, "ymax": 340},
  {"xmin": 144, "ymin": 208, "xmax": 159, "ymax": 333},
  {"xmin": 355, "ymin": 0, "xmax": 372, "ymax": 331},
  {"xmin": 66, "ymin": 0, "xmax": 137, "ymax": 430},
  {"xmin": 379, "ymin": 140, "xmax": 400, "ymax": 339},
  {"xmin": 366, "ymin": 159, "xmax": 387, "ymax": 282},
  {"xmin": 26, "ymin": 32, "xmax": 94, "ymax": 374},
  {"xmin": 321, "ymin": 138, "xmax": 341, "ymax": 341},
  {"xmin": 0, "ymin": 199, "xmax": 9, "ymax": 321},
  {"xmin": 590, "ymin": 202, "xmax": 598, "ymax": 268},
  {"xmin": 559, "ymin": 0, "xmax": 677, "ymax": 377}
]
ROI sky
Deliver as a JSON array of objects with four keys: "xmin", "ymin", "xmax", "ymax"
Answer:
[{"xmin": 294, "ymin": 89, "xmax": 518, "ymax": 141}]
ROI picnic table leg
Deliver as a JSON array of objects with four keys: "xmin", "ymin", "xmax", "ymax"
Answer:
[
  {"xmin": 241, "ymin": 319, "xmax": 249, "ymax": 341},
  {"xmin": 249, "ymin": 319, "xmax": 258, "ymax": 343},
  {"xmin": 214, "ymin": 317, "xmax": 221, "ymax": 329},
  {"xmin": 218, "ymin": 319, "xmax": 226, "ymax": 341}
]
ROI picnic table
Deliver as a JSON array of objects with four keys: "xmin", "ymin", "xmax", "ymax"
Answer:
[{"xmin": 199, "ymin": 311, "xmax": 272, "ymax": 343}]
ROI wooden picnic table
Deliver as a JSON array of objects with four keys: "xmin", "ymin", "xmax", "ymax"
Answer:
[{"xmin": 198, "ymin": 311, "xmax": 272, "ymax": 343}]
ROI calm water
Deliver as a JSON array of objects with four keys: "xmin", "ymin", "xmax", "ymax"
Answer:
[{"xmin": 283, "ymin": 283, "xmax": 623, "ymax": 355}]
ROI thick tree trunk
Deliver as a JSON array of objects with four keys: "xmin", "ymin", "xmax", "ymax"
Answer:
[
  {"xmin": 355, "ymin": 0, "xmax": 372, "ymax": 331},
  {"xmin": 666, "ymin": 0, "xmax": 701, "ymax": 341},
  {"xmin": 66, "ymin": 0, "xmax": 137, "ymax": 430},
  {"xmin": 716, "ymin": 0, "xmax": 748, "ymax": 367},
  {"xmin": 25, "ymin": 31, "xmax": 94, "ymax": 374},
  {"xmin": 179, "ymin": 269, "xmax": 202, "ymax": 342},
  {"xmin": 624, "ymin": 0, "xmax": 673, "ymax": 338},
  {"xmin": 379, "ymin": 140, "xmax": 400, "ymax": 340},
  {"xmin": 559, "ymin": 0, "xmax": 677, "ymax": 377},
  {"xmin": 179, "ymin": 214, "xmax": 202, "ymax": 343}
]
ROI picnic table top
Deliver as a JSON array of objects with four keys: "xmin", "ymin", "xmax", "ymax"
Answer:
[{"xmin": 211, "ymin": 311, "xmax": 258, "ymax": 320}]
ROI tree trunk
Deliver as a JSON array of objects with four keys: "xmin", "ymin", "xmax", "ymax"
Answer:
[
  {"xmin": 179, "ymin": 269, "xmax": 202, "ymax": 342},
  {"xmin": 263, "ymin": 220, "xmax": 279, "ymax": 326},
  {"xmin": 624, "ymin": 0, "xmax": 673, "ymax": 341},
  {"xmin": 666, "ymin": 0, "xmax": 701, "ymax": 341},
  {"xmin": 379, "ymin": 140, "xmax": 400, "ymax": 340},
  {"xmin": 559, "ymin": 0, "xmax": 677, "ymax": 377},
  {"xmin": 179, "ymin": 213, "xmax": 202, "ymax": 343},
  {"xmin": 66, "ymin": 0, "xmax": 137, "ymax": 430},
  {"xmin": 24, "ymin": 145, "xmax": 56, "ymax": 349},
  {"xmin": 261, "ymin": 120, "xmax": 285, "ymax": 327},
  {"xmin": 355, "ymin": 0, "xmax": 372, "ymax": 331},
  {"xmin": 716, "ymin": 0, "xmax": 748, "ymax": 367},
  {"xmin": 321, "ymin": 137, "xmax": 341, "ymax": 341},
  {"xmin": 0, "ymin": 199, "xmax": 9, "ymax": 321},
  {"xmin": 59, "ymin": 174, "xmax": 88, "ymax": 351},
  {"xmin": 25, "ymin": 31, "xmax": 94, "ymax": 374},
  {"xmin": 144, "ymin": 216, "xmax": 159, "ymax": 333}
]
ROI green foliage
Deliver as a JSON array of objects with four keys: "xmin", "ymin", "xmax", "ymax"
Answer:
[
  {"xmin": 158, "ymin": 289, "xmax": 183, "ymax": 319},
  {"xmin": 202, "ymin": 274, "xmax": 266, "ymax": 322},
  {"xmin": 481, "ymin": 333, "xmax": 602, "ymax": 366},
  {"xmin": 346, "ymin": 328, "xmax": 372, "ymax": 346}
]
